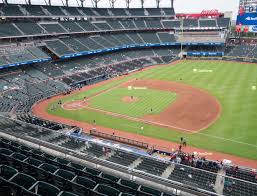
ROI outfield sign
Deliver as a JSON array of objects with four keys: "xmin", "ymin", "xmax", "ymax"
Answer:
[
  {"xmin": 60, "ymin": 43, "xmax": 225, "ymax": 59},
  {"xmin": 0, "ymin": 57, "xmax": 51, "ymax": 69},
  {"xmin": 237, "ymin": 12, "xmax": 257, "ymax": 26},
  {"xmin": 249, "ymin": 25, "xmax": 257, "ymax": 32},
  {"xmin": 236, "ymin": 12, "xmax": 257, "ymax": 32},
  {"xmin": 187, "ymin": 52, "xmax": 224, "ymax": 57}
]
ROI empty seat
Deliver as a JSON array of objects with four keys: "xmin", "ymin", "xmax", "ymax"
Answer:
[
  {"xmin": 29, "ymin": 181, "xmax": 60, "ymax": 196},
  {"xmin": 71, "ymin": 176, "xmax": 96, "ymax": 195},
  {"xmin": 0, "ymin": 165, "xmax": 18, "ymax": 180},
  {"xmin": 93, "ymin": 184, "xmax": 120, "ymax": 196},
  {"xmin": 10, "ymin": 173, "xmax": 36, "ymax": 190}
]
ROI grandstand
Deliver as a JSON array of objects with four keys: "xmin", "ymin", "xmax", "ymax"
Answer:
[{"xmin": 0, "ymin": 1, "xmax": 257, "ymax": 196}]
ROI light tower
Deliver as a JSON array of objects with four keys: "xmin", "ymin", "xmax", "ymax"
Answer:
[
  {"xmin": 92, "ymin": 0, "xmax": 101, "ymax": 8},
  {"xmin": 156, "ymin": 0, "xmax": 161, "ymax": 8},
  {"xmin": 125, "ymin": 0, "xmax": 132, "ymax": 8},
  {"xmin": 109, "ymin": 0, "xmax": 117, "ymax": 8},
  {"xmin": 80, "ymin": 0, "xmax": 85, "ymax": 7},
  {"xmin": 171, "ymin": 0, "xmax": 174, "ymax": 8},
  {"xmin": 140, "ymin": 0, "xmax": 144, "ymax": 8}
]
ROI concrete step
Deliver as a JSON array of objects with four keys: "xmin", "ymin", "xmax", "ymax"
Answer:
[
  {"xmin": 129, "ymin": 157, "xmax": 143, "ymax": 169},
  {"xmin": 214, "ymin": 169, "xmax": 226, "ymax": 195},
  {"xmin": 161, "ymin": 163, "xmax": 175, "ymax": 178}
]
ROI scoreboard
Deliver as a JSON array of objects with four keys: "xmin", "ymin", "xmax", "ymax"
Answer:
[{"xmin": 237, "ymin": 0, "xmax": 257, "ymax": 32}]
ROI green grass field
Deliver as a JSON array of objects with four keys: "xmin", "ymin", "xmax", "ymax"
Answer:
[
  {"xmin": 47, "ymin": 60, "xmax": 257, "ymax": 160},
  {"xmin": 89, "ymin": 87, "xmax": 176, "ymax": 117}
]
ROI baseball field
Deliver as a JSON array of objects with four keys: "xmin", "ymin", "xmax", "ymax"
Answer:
[{"xmin": 44, "ymin": 60, "xmax": 257, "ymax": 160}]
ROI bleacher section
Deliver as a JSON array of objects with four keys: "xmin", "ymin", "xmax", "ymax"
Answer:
[
  {"xmin": 0, "ymin": 18, "xmax": 230, "ymax": 39},
  {"xmin": 0, "ymin": 47, "xmax": 178, "ymax": 113},
  {"xmin": 0, "ymin": 4, "xmax": 175, "ymax": 17},
  {"xmin": 0, "ymin": 137, "xmax": 177, "ymax": 196},
  {"xmin": 0, "ymin": 117, "xmax": 257, "ymax": 196},
  {"xmin": 0, "ymin": 45, "xmax": 51, "ymax": 68}
]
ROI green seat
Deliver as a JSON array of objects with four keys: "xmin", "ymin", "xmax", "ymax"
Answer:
[
  {"xmin": 121, "ymin": 193, "xmax": 134, "ymax": 196},
  {"xmin": 56, "ymin": 157, "xmax": 70, "ymax": 167},
  {"xmin": 11, "ymin": 152, "xmax": 27, "ymax": 161},
  {"xmin": 101, "ymin": 173, "xmax": 119, "ymax": 182},
  {"xmin": 0, "ymin": 139, "xmax": 11, "ymax": 148},
  {"xmin": 94, "ymin": 184, "xmax": 120, "ymax": 196},
  {"xmin": 9, "ymin": 153, "xmax": 27, "ymax": 169},
  {"xmin": 53, "ymin": 169, "xmax": 75, "ymax": 190},
  {"xmin": 55, "ymin": 169, "xmax": 75, "ymax": 180},
  {"xmin": 70, "ymin": 163, "xmax": 85, "ymax": 171},
  {"xmin": 85, "ymin": 167, "xmax": 101, "ymax": 176},
  {"xmin": 116, "ymin": 179, "xmax": 139, "ymax": 195},
  {"xmin": 0, "ymin": 148, "xmax": 13, "ymax": 155},
  {"xmin": 29, "ymin": 181, "xmax": 60, "ymax": 196},
  {"xmin": 58, "ymin": 191, "xmax": 79, "ymax": 196},
  {"xmin": 63, "ymin": 162, "xmax": 85, "ymax": 176},
  {"xmin": 74, "ymin": 176, "xmax": 96, "ymax": 189},
  {"xmin": 10, "ymin": 173, "xmax": 36, "ymax": 189},
  {"xmin": 139, "ymin": 185, "xmax": 162, "ymax": 196},
  {"xmin": 71, "ymin": 175, "xmax": 96, "ymax": 195},
  {"xmin": 0, "ymin": 165, "xmax": 18, "ymax": 180},
  {"xmin": 40, "ymin": 163, "xmax": 58, "ymax": 173},
  {"xmin": 22, "ymin": 157, "xmax": 43, "ymax": 177},
  {"xmin": 120, "ymin": 179, "xmax": 139, "ymax": 189},
  {"xmin": 25, "ymin": 157, "xmax": 43, "ymax": 167}
]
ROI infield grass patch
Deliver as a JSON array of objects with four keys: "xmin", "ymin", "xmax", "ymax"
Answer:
[{"xmin": 89, "ymin": 87, "xmax": 176, "ymax": 117}]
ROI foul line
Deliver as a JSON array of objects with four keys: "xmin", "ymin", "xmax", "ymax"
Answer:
[
  {"xmin": 196, "ymin": 132, "xmax": 257, "ymax": 148},
  {"xmin": 82, "ymin": 105, "xmax": 197, "ymax": 133}
]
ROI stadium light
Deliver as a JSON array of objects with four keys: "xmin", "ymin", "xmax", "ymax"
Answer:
[
  {"xmin": 109, "ymin": 0, "xmax": 117, "ymax": 8},
  {"xmin": 92, "ymin": 0, "xmax": 101, "ymax": 8},
  {"xmin": 125, "ymin": 0, "xmax": 132, "ymax": 8},
  {"xmin": 156, "ymin": 0, "xmax": 161, "ymax": 8},
  {"xmin": 140, "ymin": 0, "xmax": 144, "ymax": 8}
]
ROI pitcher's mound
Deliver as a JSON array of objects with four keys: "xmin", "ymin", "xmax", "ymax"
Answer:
[{"xmin": 122, "ymin": 96, "xmax": 139, "ymax": 103}]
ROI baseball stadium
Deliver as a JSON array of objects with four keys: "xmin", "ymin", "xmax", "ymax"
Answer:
[{"xmin": 0, "ymin": 0, "xmax": 256, "ymax": 196}]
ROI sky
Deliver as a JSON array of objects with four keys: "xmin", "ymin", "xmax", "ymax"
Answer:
[{"xmin": 6, "ymin": 0, "xmax": 240, "ymax": 18}]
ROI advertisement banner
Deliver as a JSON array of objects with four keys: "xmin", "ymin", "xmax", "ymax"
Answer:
[
  {"xmin": 236, "ymin": 13, "xmax": 257, "ymax": 26},
  {"xmin": 248, "ymin": 25, "xmax": 257, "ymax": 32}
]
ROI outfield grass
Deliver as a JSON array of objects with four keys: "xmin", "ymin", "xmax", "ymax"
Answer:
[
  {"xmin": 89, "ymin": 87, "xmax": 176, "ymax": 117},
  {"xmin": 47, "ymin": 60, "xmax": 257, "ymax": 160}
]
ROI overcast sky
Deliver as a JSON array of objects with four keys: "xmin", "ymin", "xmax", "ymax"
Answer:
[{"xmin": 7, "ymin": 0, "xmax": 240, "ymax": 18}]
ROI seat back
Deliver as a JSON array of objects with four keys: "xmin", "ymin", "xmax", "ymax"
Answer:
[{"xmin": 0, "ymin": 165, "xmax": 18, "ymax": 180}]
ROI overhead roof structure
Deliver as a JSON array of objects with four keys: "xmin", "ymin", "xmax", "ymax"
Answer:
[{"xmin": 0, "ymin": 0, "xmax": 174, "ymax": 9}]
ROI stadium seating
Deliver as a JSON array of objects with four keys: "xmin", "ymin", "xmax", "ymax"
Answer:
[
  {"xmin": 136, "ymin": 157, "xmax": 170, "ymax": 176},
  {"xmin": 21, "ymin": 5, "xmax": 46, "ymax": 16},
  {"xmin": 0, "ymin": 23, "xmax": 22, "ymax": 37},
  {"xmin": 1, "ymin": 3, "xmax": 256, "ymax": 196},
  {"xmin": 14, "ymin": 22, "xmax": 46, "ymax": 35},
  {"xmin": 183, "ymin": 19, "xmax": 199, "ymax": 28},
  {"xmin": 199, "ymin": 19, "xmax": 217, "ymax": 27},
  {"xmin": 0, "ymin": 137, "xmax": 180, "ymax": 196},
  {"xmin": 0, "ymin": 4, "xmax": 24, "ymax": 16},
  {"xmin": 1, "ymin": 116, "xmax": 257, "ymax": 196}
]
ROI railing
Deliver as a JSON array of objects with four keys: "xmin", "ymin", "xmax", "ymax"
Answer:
[{"xmin": 90, "ymin": 129, "xmax": 149, "ymax": 149}]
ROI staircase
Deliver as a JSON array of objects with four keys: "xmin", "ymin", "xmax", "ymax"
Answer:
[
  {"xmin": 129, "ymin": 157, "xmax": 143, "ymax": 169},
  {"xmin": 161, "ymin": 163, "xmax": 175, "ymax": 178},
  {"xmin": 214, "ymin": 169, "xmax": 226, "ymax": 195}
]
